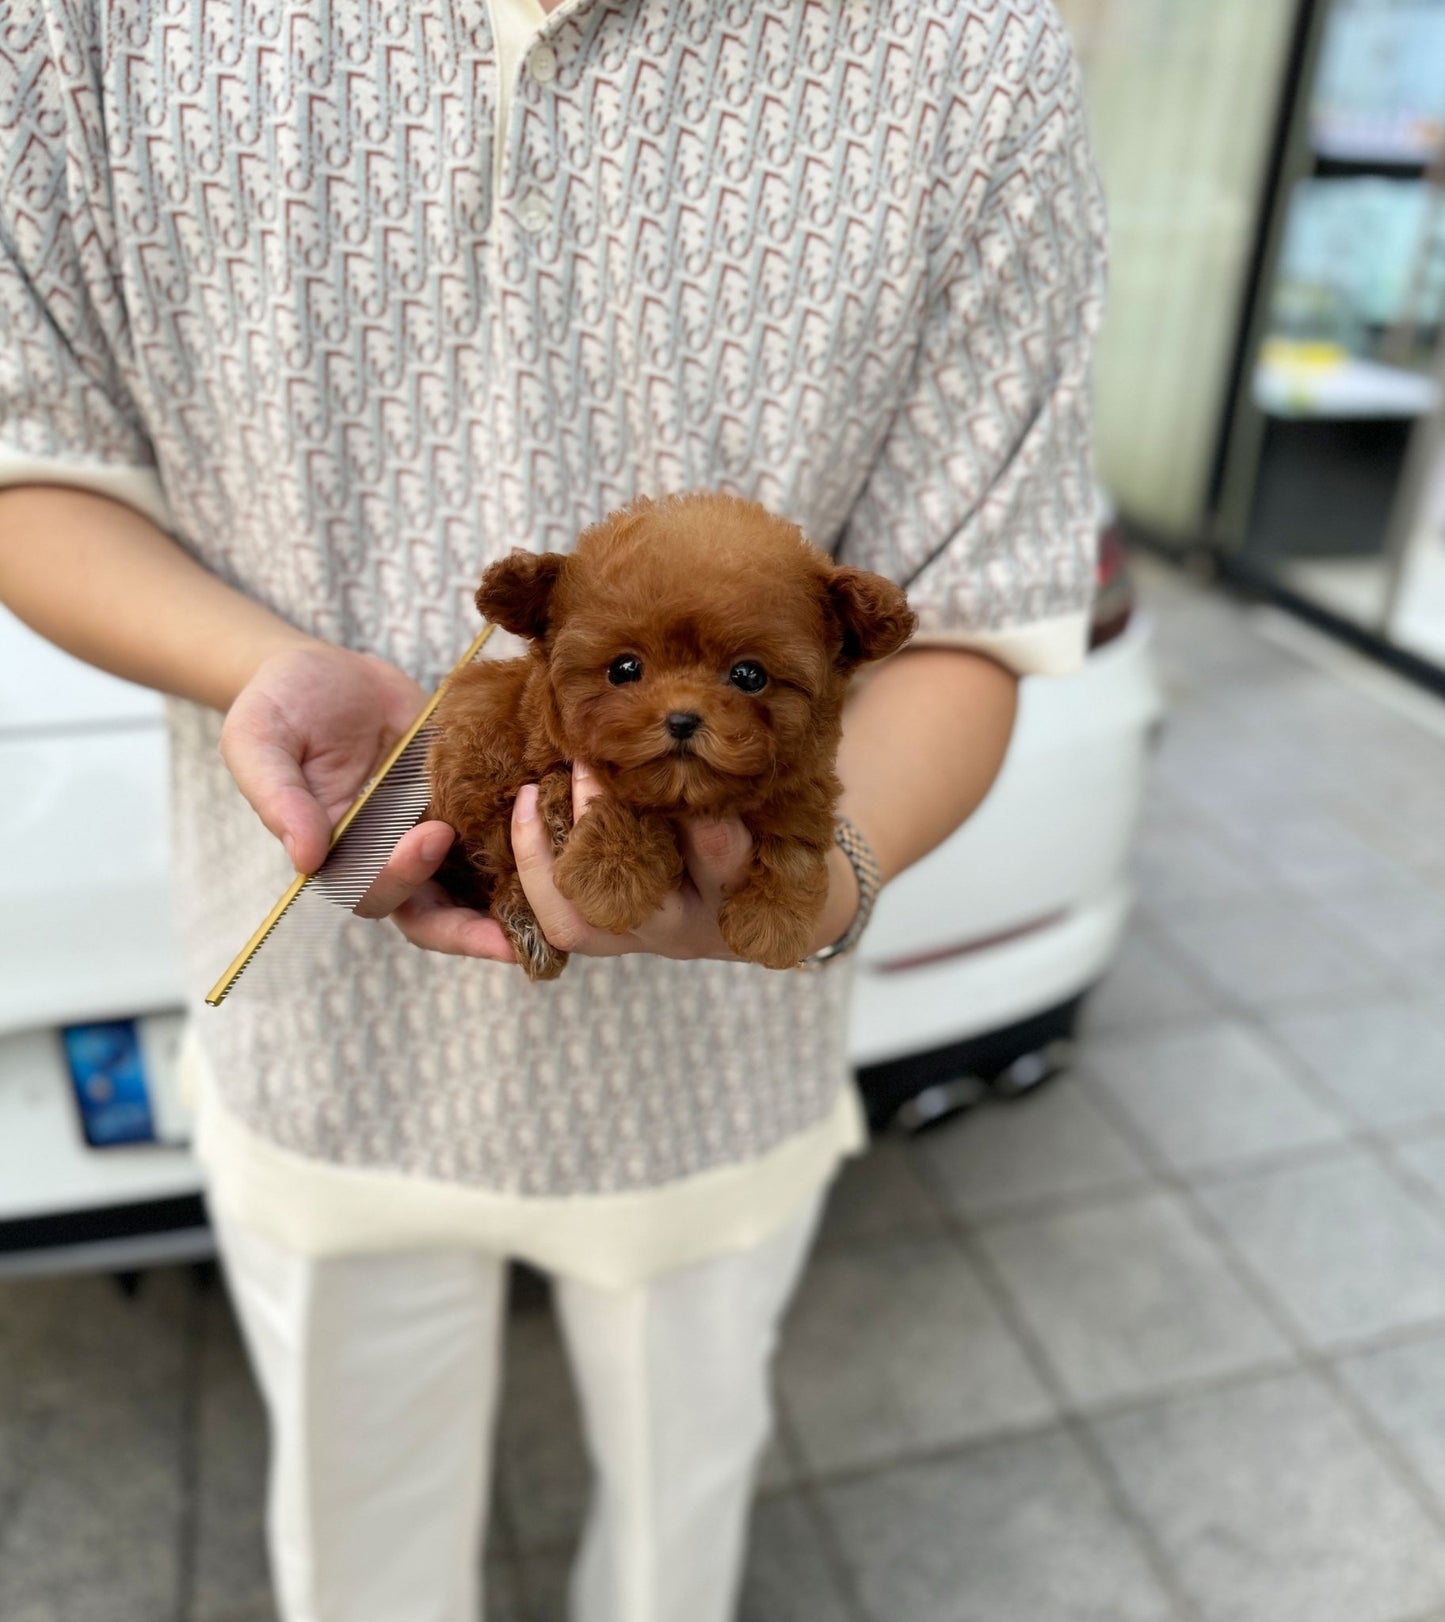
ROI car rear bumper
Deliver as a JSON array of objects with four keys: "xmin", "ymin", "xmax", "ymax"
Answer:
[
  {"xmin": 848, "ymin": 882, "xmax": 1132, "ymax": 1067},
  {"xmin": 0, "ymin": 1024, "xmax": 206, "ymax": 1279}
]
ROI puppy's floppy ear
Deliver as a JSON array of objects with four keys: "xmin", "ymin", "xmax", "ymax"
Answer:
[
  {"xmin": 475, "ymin": 549, "xmax": 566, "ymax": 639},
  {"xmin": 825, "ymin": 566, "xmax": 917, "ymax": 668}
]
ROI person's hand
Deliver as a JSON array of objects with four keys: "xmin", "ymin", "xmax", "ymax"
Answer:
[
  {"xmin": 507, "ymin": 764, "xmax": 860, "ymax": 963},
  {"xmin": 219, "ymin": 642, "xmax": 516, "ymax": 962}
]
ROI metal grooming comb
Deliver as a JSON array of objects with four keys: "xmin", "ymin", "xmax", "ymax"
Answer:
[{"xmin": 204, "ymin": 623, "xmax": 496, "ymax": 1006}]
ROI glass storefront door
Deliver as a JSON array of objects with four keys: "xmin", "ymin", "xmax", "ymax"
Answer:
[
  {"xmin": 1062, "ymin": 0, "xmax": 1445, "ymax": 686},
  {"xmin": 1219, "ymin": 0, "xmax": 1445, "ymax": 678}
]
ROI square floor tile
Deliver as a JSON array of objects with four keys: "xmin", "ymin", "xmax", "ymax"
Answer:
[
  {"xmin": 776, "ymin": 1237, "xmax": 1053, "ymax": 1475},
  {"xmin": 1094, "ymin": 1371, "xmax": 1445, "ymax": 1622},
  {"xmin": 1412, "ymin": 861, "xmax": 1445, "ymax": 904},
  {"xmin": 0, "ymin": 1559, "xmax": 184, "ymax": 1622},
  {"xmin": 1403, "ymin": 950, "xmax": 1445, "ymax": 1001},
  {"xmin": 820, "ymin": 1429, "xmax": 1178, "ymax": 1622},
  {"xmin": 495, "ymin": 1305, "xmax": 590, "ymax": 1554},
  {"xmin": 912, "ymin": 1082, "xmax": 1151, "ymax": 1222},
  {"xmin": 1154, "ymin": 895, "xmax": 1393, "ymax": 1013},
  {"xmin": 1265, "ymin": 999, "xmax": 1445, "ymax": 1132},
  {"xmin": 514, "ymin": 1548, "xmax": 570, "ymax": 1622},
  {"xmin": 1150, "ymin": 714, "xmax": 1291, "ymax": 814},
  {"xmin": 1228, "ymin": 808, "xmax": 1414, "ymax": 895},
  {"xmin": 1159, "ymin": 610, "xmax": 1318, "ymax": 695},
  {"xmin": 817, "ymin": 1136, "xmax": 943, "ymax": 1247},
  {"xmin": 190, "ymin": 1291, "xmax": 272, "ymax": 1621},
  {"xmin": 1200, "ymin": 1150, "xmax": 1445, "ymax": 1347},
  {"xmin": 0, "ymin": 1268, "xmax": 192, "ymax": 1419},
  {"xmin": 1240, "ymin": 671, "xmax": 1399, "ymax": 753},
  {"xmin": 0, "ymin": 1412, "xmax": 49, "ymax": 1523},
  {"xmin": 0, "ymin": 1403, "xmax": 183, "ymax": 1617},
  {"xmin": 1396, "ymin": 1131, "xmax": 1445, "ymax": 1210},
  {"xmin": 1334, "ymin": 744, "xmax": 1445, "ymax": 832},
  {"xmin": 0, "ymin": 1397, "xmax": 185, "ymax": 1600},
  {"xmin": 979, "ymin": 1190, "xmax": 1288, "ymax": 1407},
  {"xmin": 1163, "ymin": 753, "xmax": 1320, "ymax": 830},
  {"xmin": 485, "ymin": 1555, "xmax": 529, "ymax": 1622},
  {"xmin": 755, "ymin": 1424, "xmax": 795, "ymax": 1495},
  {"xmin": 1338, "ymin": 1332, "xmax": 1445, "ymax": 1512},
  {"xmin": 1332, "ymin": 793, "xmax": 1445, "ymax": 876},
  {"xmin": 739, "ymin": 1493, "xmax": 854, "ymax": 1622},
  {"xmin": 1313, "ymin": 871, "xmax": 1445, "ymax": 973},
  {"xmin": 1083, "ymin": 1022, "xmax": 1345, "ymax": 1174},
  {"xmin": 1130, "ymin": 811, "xmax": 1269, "ymax": 910},
  {"xmin": 1079, "ymin": 929, "xmax": 1219, "ymax": 1036}
]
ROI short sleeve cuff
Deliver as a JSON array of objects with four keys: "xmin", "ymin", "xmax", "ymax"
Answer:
[
  {"xmin": 0, "ymin": 448, "xmax": 173, "ymax": 532},
  {"xmin": 906, "ymin": 609, "xmax": 1090, "ymax": 678}
]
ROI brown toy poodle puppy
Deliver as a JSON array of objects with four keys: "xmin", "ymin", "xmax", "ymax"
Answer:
[{"xmin": 426, "ymin": 492, "xmax": 916, "ymax": 980}]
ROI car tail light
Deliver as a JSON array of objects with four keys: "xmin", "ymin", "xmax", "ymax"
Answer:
[{"xmin": 1089, "ymin": 515, "xmax": 1135, "ymax": 651}]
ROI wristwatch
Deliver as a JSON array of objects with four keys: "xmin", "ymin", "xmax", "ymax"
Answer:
[{"xmin": 799, "ymin": 813, "xmax": 882, "ymax": 969}]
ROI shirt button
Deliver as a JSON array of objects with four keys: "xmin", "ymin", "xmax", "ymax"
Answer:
[
  {"xmin": 517, "ymin": 192, "xmax": 551, "ymax": 234},
  {"xmin": 529, "ymin": 43, "xmax": 557, "ymax": 84}
]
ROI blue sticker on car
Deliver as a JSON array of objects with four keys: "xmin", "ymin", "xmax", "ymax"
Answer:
[{"xmin": 61, "ymin": 1020, "xmax": 157, "ymax": 1148}]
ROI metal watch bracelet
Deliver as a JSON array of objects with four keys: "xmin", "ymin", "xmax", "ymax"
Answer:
[{"xmin": 799, "ymin": 813, "xmax": 882, "ymax": 969}]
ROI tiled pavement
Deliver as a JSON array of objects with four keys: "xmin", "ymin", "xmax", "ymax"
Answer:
[{"xmin": 5, "ymin": 559, "xmax": 1445, "ymax": 1621}]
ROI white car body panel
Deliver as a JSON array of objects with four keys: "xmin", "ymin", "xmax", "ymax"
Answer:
[
  {"xmin": 0, "ymin": 726, "xmax": 180, "ymax": 1034},
  {"xmin": 0, "ymin": 613, "xmax": 196, "ymax": 1266},
  {"xmin": 850, "ymin": 619, "xmax": 1162, "ymax": 1065}
]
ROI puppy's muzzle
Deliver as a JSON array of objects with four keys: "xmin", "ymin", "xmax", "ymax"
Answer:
[{"xmin": 665, "ymin": 711, "xmax": 703, "ymax": 742}]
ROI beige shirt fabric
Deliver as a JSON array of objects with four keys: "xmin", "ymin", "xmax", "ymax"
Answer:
[{"xmin": 1, "ymin": 0, "xmax": 1107, "ymax": 1282}]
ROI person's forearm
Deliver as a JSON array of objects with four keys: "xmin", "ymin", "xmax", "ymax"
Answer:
[
  {"xmin": 839, "ymin": 646, "xmax": 1019, "ymax": 879},
  {"xmin": 811, "ymin": 646, "xmax": 1020, "ymax": 950},
  {"xmin": 0, "ymin": 484, "xmax": 316, "ymax": 711}
]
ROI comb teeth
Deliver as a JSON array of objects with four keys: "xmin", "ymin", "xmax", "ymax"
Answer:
[
  {"xmin": 309, "ymin": 727, "xmax": 438, "ymax": 909},
  {"xmin": 204, "ymin": 725, "xmax": 441, "ymax": 1005},
  {"xmin": 212, "ymin": 890, "xmax": 304, "ymax": 993},
  {"xmin": 206, "ymin": 622, "xmax": 496, "ymax": 1006}
]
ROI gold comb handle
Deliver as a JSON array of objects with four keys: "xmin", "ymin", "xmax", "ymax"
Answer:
[{"xmin": 203, "ymin": 624, "xmax": 496, "ymax": 1007}]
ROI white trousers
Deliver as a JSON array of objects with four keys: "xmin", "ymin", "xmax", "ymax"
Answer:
[{"xmin": 214, "ymin": 1192, "xmax": 824, "ymax": 1622}]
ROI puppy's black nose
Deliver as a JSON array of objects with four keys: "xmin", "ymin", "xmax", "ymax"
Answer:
[{"xmin": 666, "ymin": 711, "xmax": 703, "ymax": 741}]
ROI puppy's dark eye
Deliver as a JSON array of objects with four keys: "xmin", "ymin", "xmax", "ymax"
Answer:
[
  {"xmin": 608, "ymin": 654, "xmax": 643, "ymax": 686},
  {"xmin": 729, "ymin": 661, "xmax": 768, "ymax": 694}
]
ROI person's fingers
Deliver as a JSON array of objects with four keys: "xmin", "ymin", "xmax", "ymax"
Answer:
[
  {"xmin": 389, "ymin": 881, "xmax": 518, "ymax": 961},
  {"xmin": 352, "ymin": 821, "xmax": 455, "ymax": 919},
  {"xmin": 571, "ymin": 759, "xmax": 607, "ymax": 824},
  {"xmin": 512, "ymin": 784, "xmax": 600, "ymax": 955},
  {"xmin": 219, "ymin": 720, "xmax": 332, "ymax": 873},
  {"xmin": 678, "ymin": 816, "xmax": 753, "ymax": 913}
]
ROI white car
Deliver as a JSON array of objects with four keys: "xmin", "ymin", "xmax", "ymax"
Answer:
[
  {"xmin": 0, "ymin": 518, "xmax": 1161, "ymax": 1273},
  {"xmin": 0, "ymin": 616, "xmax": 199, "ymax": 1278},
  {"xmin": 852, "ymin": 514, "xmax": 1162, "ymax": 1128}
]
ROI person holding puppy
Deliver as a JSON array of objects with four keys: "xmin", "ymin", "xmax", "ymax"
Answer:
[{"xmin": 0, "ymin": 3, "xmax": 1106, "ymax": 1620}]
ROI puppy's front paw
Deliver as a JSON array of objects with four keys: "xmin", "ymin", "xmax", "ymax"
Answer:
[
  {"xmin": 553, "ymin": 804, "xmax": 682, "ymax": 934},
  {"xmin": 553, "ymin": 844, "xmax": 667, "ymax": 934},
  {"xmin": 718, "ymin": 888, "xmax": 818, "ymax": 971}
]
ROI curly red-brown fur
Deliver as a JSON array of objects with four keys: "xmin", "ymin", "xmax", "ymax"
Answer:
[
  {"xmin": 425, "ymin": 492, "xmax": 916, "ymax": 978},
  {"xmin": 554, "ymin": 801, "xmax": 685, "ymax": 934}
]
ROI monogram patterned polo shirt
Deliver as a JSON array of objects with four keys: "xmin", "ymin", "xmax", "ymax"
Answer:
[{"xmin": 0, "ymin": 0, "xmax": 1106, "ymax": 1279}]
